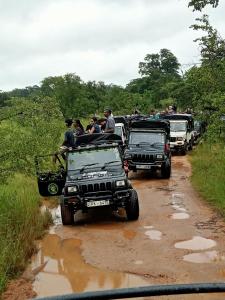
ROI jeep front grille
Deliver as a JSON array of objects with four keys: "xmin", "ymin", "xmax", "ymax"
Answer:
[
  {"xmin": 131, "ymin": 154, "xmax": 154, "ymax": 163},
  {"xmin": 80, "ymin": 182, "xmax": 112, "ymax": 193},
  {"xmin": 170, "ymin": 137, "xmax": 176, "ymax": 142}
]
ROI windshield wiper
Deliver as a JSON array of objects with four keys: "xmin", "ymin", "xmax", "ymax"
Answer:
[
  {"xmin": 79, "ymin": 163, "xmax": 100, "ymax": 173},
  {"xmin": 101, "ymin": 161, "xmax": 121, "ymax": 170}
]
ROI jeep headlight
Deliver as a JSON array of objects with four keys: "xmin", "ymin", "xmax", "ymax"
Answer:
[
  {"xmin": 116, "ymin": 180, "xmax": 125, "ymax": 187},
  {"xmin": 177, "ymin": 137, "xmax": 183, "ymax": 141},
  {"xmin": 67, "ymin": 186, "xmax": 78, "ymax": 193},
  {"xmin": 156, "ymin": 154, "xmax": 163, "ymax": 160}
]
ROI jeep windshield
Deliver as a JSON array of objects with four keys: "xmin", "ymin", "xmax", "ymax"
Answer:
[
  {"xmin": 129, "ymin": 131, "xmax": 165, "ymax": 148},
  {"xmin": 67, "ymin": 148, "xmax": 121, "ymax": 172},
  {"xmin": 170, "ymin": 122, "xmax": 187, "ymax": 132}
]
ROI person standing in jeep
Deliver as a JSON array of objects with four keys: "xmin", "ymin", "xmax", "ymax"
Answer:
[
  {"xmin": 62, "ymin": 119, "xmax": 75, "ymax": 147},
  {"xmin": 103, "ymin": 108, "xmax": 115, "ymax": 133}
]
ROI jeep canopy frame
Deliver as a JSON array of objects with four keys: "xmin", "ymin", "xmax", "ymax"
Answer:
[
  {"xmin": 129, "ymin": 120, "xmax": 170, "ymax": 137},
  {"xmin": 162, "ymin": 114, "xmax": 194, "ymax": 130}
]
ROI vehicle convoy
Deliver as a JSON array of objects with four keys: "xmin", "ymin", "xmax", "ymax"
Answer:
[
  {"xmin": 163, "ymin": 114, "xmax": 195, "ymax": 155},
  {"xmin": 35, "ymin": 133, "xmax": 139, "ymax": 225},
  {"xmin": 124, "ymin": 119, "xmax": 171, "ymax": 178}
]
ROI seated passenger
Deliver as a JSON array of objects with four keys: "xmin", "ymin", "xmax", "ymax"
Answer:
[
  {"xmin": 89, "ymin": 117, "xmax": 101, "ymax": 134},
  {"xmin": 74, "ymin": 119, "xmax": 85, "ymax": 136}
]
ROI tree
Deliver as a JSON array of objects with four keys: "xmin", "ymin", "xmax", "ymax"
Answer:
[
  {"xmin": 139, "ymin": 49, "xmax": 180, "ymax": 77},
  {"xmin": 188, "ymin": 0, "xmax": 219, "ymax": 11},
  {"xmin": 191, "ymin": 15, "xmax": 225, "ymax": 64}
]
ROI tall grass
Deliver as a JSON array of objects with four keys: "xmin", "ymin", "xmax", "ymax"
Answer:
[
  {"xmin": 191, "ymin": 143, "xmax": 225, "ymax": 215},
  {"xmin": 0, "ymin": 175, "xmax": 51, "ymax": 293}
]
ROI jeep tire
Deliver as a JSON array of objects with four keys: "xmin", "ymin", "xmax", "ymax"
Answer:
[
  {"xmin": 161, "ymin": 163, "xmax": 171, "ymax": 179},
  {"xmin": 181, "ymin": 144, "xmax": 188, "ymax": 155},
  {"xmin": 60, "ymin": 203, "xmax": 74, "ymax": 225},
  {"xmin": 126, "ymin": 190, "xmax": 139, "ymax": 221}
]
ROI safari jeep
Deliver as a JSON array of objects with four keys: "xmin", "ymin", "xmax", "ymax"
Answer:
[
  {"xmin": 124, "ymin": 120, "xmax": 171, "ymax": 178},
  {"xmin": 35, "ymin": 134, "xmax": 139, "ymax": 225},
  {"xmin": 163, "ymin": 114, "xmax": 195, "ymax": 155}
]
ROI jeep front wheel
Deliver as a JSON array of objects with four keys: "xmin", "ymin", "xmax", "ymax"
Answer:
[
  {"xmin": 161, "ymin": 163, "xmax": 171, "ymax": 179},
  {"xmin": 60, "ymin": 203, "xmax": 74, "ymax": 225},
  {"xmin": 126, "ymin": 190, "xmax": 139, "ymax": 221}
]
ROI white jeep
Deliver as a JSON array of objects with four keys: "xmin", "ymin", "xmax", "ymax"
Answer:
[{"xmin": 169, "ymin": 120, "xmax": 194, "ymax": 155}]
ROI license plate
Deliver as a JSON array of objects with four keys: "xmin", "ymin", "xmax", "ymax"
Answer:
[
  {"xmin": 170, "ymin": 144, "xmax": 174, "ymax": 148},
  {"xmin": 86, "ymin": 200, "xmax": 110, "ymax": 207},
  {"xmin": 136, "ymin": 164, "xmax": 151, "ymax": 169}
]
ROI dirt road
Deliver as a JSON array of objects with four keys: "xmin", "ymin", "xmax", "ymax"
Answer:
[{"xmin": 32, "ymin": 156, "xmax": 225, "ymax": 299}]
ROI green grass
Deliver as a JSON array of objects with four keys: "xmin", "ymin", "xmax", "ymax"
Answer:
[
  {"xmin": 0, "ymin": 175, "xmax": 52, "ymax": 293},
  {"xmin": 191, "ymin": 143, "xmax": 225, "ymax": 216}
]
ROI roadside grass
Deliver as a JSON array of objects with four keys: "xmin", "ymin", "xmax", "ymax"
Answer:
[
  {"xmin": 191, "ymin": 143, "xmax": 225, "ymax": 216},
  {"xmin": 0, "ymin": 175, "xmax": 52, "ymax": 294}
]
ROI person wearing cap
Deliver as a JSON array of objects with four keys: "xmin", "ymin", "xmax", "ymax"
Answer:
[{"xmin": 103, "ymin": 108, "xmax": 115, "ymax": 133}]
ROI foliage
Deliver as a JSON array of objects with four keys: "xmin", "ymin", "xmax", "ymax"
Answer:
[
  {"xmin": 139, "ymin": 49, "xmax": 180, "ymax": 77},
  {"xmin": 0, "ymin": 96, "xmax": 64, "ymax": 180},
  {"xmin": 188, "ymin": 0, "xmax": 219, "ymax": 11},
  {"xmin": 191, "ymin": 143, "xmax": 225, "ymax": 216},
  {"xmin": 190, "ymin": 15, "xmax": 225, "ymax": 64},
  {"xmin": 0, "ymin": 175, "xmax": 52, "ymax": 293}
]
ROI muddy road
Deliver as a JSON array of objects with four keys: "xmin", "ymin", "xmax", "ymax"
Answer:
[{"xmin": 32, "ymin": 156, "xmax": 225, "ymax": 299}]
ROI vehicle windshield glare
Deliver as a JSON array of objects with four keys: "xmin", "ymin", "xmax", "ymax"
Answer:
[
  {"xmin": 170, "ymin": 122, "xmax": 187, "ymax": 132},
  {"xmin": 129, "ymin": 132, "xmax": 165, "ymax": 146},
  {"xmin": 67, "ymin": 148, "xmax": 121, "ymax": 171},
  {"xmin": 115, "ymin": 126, "xmax": 122, "ymax": 137}
]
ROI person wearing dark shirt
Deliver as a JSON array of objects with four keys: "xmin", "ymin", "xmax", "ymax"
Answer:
[
  {"xmin": 74, "ymin": 119, "xmax": 85, "ymax": 136},
  {"xmin": 62, "ymin": 119, "xmax": 75, "ymax": 147},
  {"xmin": 89, "ymin": 117, "xmax": 100, "ymax": 134}
]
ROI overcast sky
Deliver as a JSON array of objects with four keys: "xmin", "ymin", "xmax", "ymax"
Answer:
[{"xmin": 0, "ymin": 0, "xmax": 225, "ymax": 91}]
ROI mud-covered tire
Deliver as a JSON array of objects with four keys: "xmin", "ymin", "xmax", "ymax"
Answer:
[
  {"xmin": 181, "ymin": 144, "xmax": 188, "ymax": 155},
  {"xmin": 161, "ymin": 163, "xmax": 171, "ymax": 179},
  {"xmin": 189, "ymin": 140, "xmax": 193, "ymax": 151},
  {"xmin": 60, "ymin": 203, "xmax": 74, "ymax": 225},
  {"xmin": 126, "ymin": 190, "xmax": 139, "ymax": 221}
]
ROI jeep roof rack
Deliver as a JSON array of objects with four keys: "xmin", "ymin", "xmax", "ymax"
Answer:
[
  {"xmin": 130, "ymin": 120, "xmax": 170, "ymax": 135},
  {"xmin": 75, "ymin": 133, "xmax": 123, "ymax": 147}
]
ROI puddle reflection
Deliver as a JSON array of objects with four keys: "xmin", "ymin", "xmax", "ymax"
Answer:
[{"xmin": 33, "ymin": 234, "xmax": 149, "ymax": 297}]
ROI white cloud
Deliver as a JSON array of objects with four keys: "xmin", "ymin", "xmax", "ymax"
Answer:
[{"xmin": 0, "ymin": 0, "xmax": 225, "ymax": 91}]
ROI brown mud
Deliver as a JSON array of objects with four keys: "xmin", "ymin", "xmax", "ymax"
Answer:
[{"xmin": 3, "ymin": 155, "xmax": 225, "ymax": 299}]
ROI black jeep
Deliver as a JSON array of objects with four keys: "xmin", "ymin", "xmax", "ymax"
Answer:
[
  {"xmin": 35, "ymin": 134, "xmax": 139, "ymax": 225},
  {"xmin": 124, "ymin": 120, "xmax": 171, "ymax": 178}
]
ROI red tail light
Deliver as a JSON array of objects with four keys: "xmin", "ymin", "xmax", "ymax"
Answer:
[
  {"xmin": 164, "ymin": 143, "xmax": 170, "ymax": 152},
  {"xmin": 124, "ymin": 160, "xmax": 129, "ymax": 175}
]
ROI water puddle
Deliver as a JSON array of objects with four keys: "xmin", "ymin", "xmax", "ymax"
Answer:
[
  {"xmin": 172, "ymin": 204, "xmax": 187, "ymax": 212},
  {"xmin": 145, "ymin": 230, "xmax": 162, "ymax": 240},
  {"xmin": 183, "ymin": 251, "xmax": 221, "ymax": 263},
  {"xmin": 134, "ymin": 260, "xmax": 143, "ymax": 265},
  {"xmin": 171, "ymin": 212, "xmax": 190, "ymax": 220},
  {"xmin": 143, "ymin": 226, "xmax": 154, "ymax": 229},
  {"xmin": 32, "ymin": 234, "xmax": 149, "ymax": 298},
  {"xmin": 175, "ymin": 236, "xmax": 217, "ymax": 250}
]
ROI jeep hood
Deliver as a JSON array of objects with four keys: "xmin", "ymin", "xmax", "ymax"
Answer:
[
  {"xmin": 170, "ymin": 131, "xmax": 186, "ymax": 138},
  {"xmin": 67, "ymin": 168, "xmax": 124, "ymax": 182}
]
